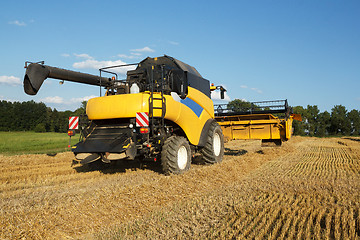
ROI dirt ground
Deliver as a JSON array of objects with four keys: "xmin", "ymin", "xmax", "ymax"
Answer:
[{"xmin": 0, "ymin": 137, "xmax": 359, "ymax": 239}]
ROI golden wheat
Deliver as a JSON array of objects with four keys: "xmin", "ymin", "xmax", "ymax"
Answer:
[
  {"xmin": 0, "ymin": 137, "xmax": 359, "ymax": 239},
  {"xmin": 97, "ymin": 137, "xmax": 360, "ymax": 239}
]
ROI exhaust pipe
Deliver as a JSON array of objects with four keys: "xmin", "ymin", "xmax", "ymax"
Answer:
[{"xmin": 24, "ymin": 63, "xmax": 111, "ymax": 95}]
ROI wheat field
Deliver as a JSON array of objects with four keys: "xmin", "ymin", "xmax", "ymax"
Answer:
[{"xmin": 0, "ymin": 137, "xmax": 359, "ymax": 239}]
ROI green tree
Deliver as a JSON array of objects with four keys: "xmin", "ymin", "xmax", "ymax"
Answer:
[
  {"xmin": 316, "ymin": 111, "xmax": 330, "ymax": 137},
  {"xmin": 0, "ymin": 100, "xmax": 47, "ymax": 131},
  {"xmin": 348, "ymin": 109, "xmax": 360, "ymax": 135},
  {"xmin": 60, "ymin": 110, "xmax": 74, "ymax": 132},
  {"xmin": 49, "ymin": 109, "xmax": 60, "ymax": 132},
  {"xmin": 0, "ymin": 100, "xmax": 85, "ymax": 132},
  {"xmin": 330, "ymin": 105, "xmax": 351, "ymax": 135},
  {"xmin": 0, "ymin": 101, "xmax": 12, "ymax": 131},
  {"xmin": 45, "ymin": 107, "xmax": 53, "ymax": 132},
  {"xmin": 305, "ymin": 105, "xmax": 320, "ymax": 136},
  {"xmin": 26, "ymin": 101, "xmax": 47, "ymax": 130},
  {"xmin": 292, "ymin": 106, "xmax": 307, "ymax": 135},
  {"xmin": 34, "ymin": 123, "xmax": 46, "ymax": 132},
  {"xmin": 227, "ymin": 99, "xmax": 253, "ymax": 112},
  {"xmin": 73, "ymin": 101, "xmax": 87, "ymax": 116}
]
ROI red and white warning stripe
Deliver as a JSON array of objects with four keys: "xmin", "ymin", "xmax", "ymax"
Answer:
[
  {"xmin": 136, "ymin": 112, "xmax": 149, "ymax": 127},
  {"xmin": 69, "ymin": 116, "xmax": 79, "ymax": 130}
]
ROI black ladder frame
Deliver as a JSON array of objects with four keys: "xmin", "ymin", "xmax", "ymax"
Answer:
[{"xmin": 148, "ymin": 65, "xmax": 166, "ymax": 135}]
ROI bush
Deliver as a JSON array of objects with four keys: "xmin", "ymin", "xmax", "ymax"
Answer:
[{"xmin": 34, "ymin": 123, "xmax": 46, "ymax": 133}]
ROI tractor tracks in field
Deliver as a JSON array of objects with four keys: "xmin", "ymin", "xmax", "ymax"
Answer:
[
  {"xmin": 1, "ymin": 137, "xmax": 360, "ymax": 239},
  {"xmin": 0, "ymin": 139, "xmax": 272, "ymax": 239},
  {"xmin": 204, "ymin": 137, "xmax": 360, "ymax": 239},
  {"xmin": 98, "ymin": 137, "xmax": 360, "ymax": 239}
]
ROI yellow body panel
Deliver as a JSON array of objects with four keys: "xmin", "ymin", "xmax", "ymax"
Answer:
[
  {"xmin": 216, "ymin": 114, "xmax": 294, "ymax": 141},
  {"xmin": 87, "ymin": 93, "xmax": 149, "ymax": 119},
  {"xmin": 86, "ymin": 87, "xmax": 213, "ymax": 145},
  {"xmin": 188, "ymin": 87, "xmax": 214, "ymax": 118}
]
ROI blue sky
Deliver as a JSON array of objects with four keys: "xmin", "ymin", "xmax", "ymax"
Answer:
[{"xmin": 0, "ymin": 0, "xmax": 359, "ymax": 112}]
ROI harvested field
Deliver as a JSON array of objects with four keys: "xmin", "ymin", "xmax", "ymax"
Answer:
[{"xmin": 0, "ymin": 137, "xmax": 359, "ymax": 239}]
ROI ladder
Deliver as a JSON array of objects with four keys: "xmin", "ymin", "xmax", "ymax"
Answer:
[{"xmin": 148, "ymin": 65, "xmax": 166, "ymax": 134}]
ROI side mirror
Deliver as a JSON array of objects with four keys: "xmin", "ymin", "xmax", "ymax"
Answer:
[
  {"xmin": 180, "ymin": 79, "xmax": 186, "ymax": 99},
  {"xmin": 220, "ymin": 86, "xmax": 226, "ymax": 99},
  {"xmin": 221, "ymin": 90, "xmax": 225, "ymax": 99}
]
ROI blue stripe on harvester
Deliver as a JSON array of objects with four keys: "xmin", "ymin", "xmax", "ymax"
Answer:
[{"xmin": 180, "ymin": 98, "xmax": 203, "ymax": 118}]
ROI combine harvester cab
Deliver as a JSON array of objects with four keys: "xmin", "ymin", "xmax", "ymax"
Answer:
[
  {"xmin": 23, "ymin": 56, "xmax": 225, "ymax": 174},
  {"xmin": 214, "ymin": 100, "xmax": 302, "ymax": 146}
]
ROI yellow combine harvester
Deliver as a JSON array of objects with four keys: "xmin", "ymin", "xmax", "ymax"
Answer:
[
  {"xmin": 23, "ymin": 55, "xmax": 299, "ymax": 174},
  {"xmin": 213, "ymin": 100, "xmax": 301, "ymax": 146},
  {"xmin": 24, "ymin": 56, "xmax": 225, "ymax": 174}
]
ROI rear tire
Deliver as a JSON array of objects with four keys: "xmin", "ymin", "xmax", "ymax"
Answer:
[
  {"xmin": 161, "ymin": 136, "xmax": 191, "ymax": 175},
  {"xmin": 201, "ymin": 121, "xmax": 224, "ymax": 164}
]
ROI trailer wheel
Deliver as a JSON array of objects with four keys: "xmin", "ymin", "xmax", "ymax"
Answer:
[
  {"xmin": 201, "ymin": 121, "xmax": 224, "ymax": 164},
  {"xmin": 161, "ymin": 136, "xmax": 191, "ymax": 175}
]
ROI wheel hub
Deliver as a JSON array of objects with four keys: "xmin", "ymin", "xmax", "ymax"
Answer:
[
  {"xmin": 177, "ymin": 146, "xmax": 188, "ymax": 170},
  {"xmin": 213, "ymin": 133, "xmax": 221, "ymax": 156}
]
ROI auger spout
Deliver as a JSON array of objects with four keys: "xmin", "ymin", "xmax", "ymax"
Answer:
[{"xmin": 24, "ymin": 63, "xmax": 111, "ymax": 95}]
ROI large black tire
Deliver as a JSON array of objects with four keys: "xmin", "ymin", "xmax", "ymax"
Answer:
[
  {"xmin": 201, "ymin": 121, "xmax": 224, "ymax": 164},
  {"xmin": 161, "ymin": 136, "xmax": 191, "ymax": 175}
]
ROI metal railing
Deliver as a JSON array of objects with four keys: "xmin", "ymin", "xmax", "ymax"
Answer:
[
  {"xmin": 214, "ymin": 99, "xmax": 290, "ymax": 117},
  {"xmin": 99, "ymin": 63, "xmax": 138, "ymax": 96}
]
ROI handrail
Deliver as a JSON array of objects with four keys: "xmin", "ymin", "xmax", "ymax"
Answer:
[{"xmin": 214, "ymin": 99, "xmax": 291, "ymax": 117}]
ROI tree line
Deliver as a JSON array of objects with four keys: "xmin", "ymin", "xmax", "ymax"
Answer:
[
  {"xmin": 226, "ymin": 99, "xmax": 360, "ymax": 137},
  {"xmin": 1, "ymin": 99, "xmax": 359, "ymax": 136},
  {"xmin": 292, "ymin": 105, "xmax": 360, "ymax": 137},
  {"xmin": 0, "ymin": 100, "xmax": 86, "ymax": 132}
]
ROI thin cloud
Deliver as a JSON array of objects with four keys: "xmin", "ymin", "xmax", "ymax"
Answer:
[
  {"xmin": 74, "ymin": 53, "xmax": 94, "ymax": 60},
  {"xmin": 73, "ymin": 59, "xmax": 125, "ymax": 70},
  {"xmin": 73, "ymin": 59, "xmax": 136, "ymax": 74},
  {"xmin": 0, "ymin": 76, "xmax": 21, "ymax": 86},
  {"xmin": 250, "ymin": 87, "xmax": 263, "ymax": 94},
  {"xmin": 9, "ymin": 20, "xmax": 26, "ymax": 26},
  {"xmin": 118, "ymin": 46, "xmax": 155, "ymax": 60},
  {"xmin": 240, "ymin": 85, "xmax": 263, "ymax": 94},
  {"xmin": 118, "ymin": 53, "xmax": 142, "ymax": 59},
  {"xmin": 61, "ymin": 53, "xmax": 70, "ymax": 57},
  {"xmin": 130, "ymin": 46, "xmax": 155, "ymax": 53},
  {"xmin": 40, "ymin": 95, "xmax": 97, "ymax": 105},
  {"xmin": 118, "ymin": 54, "xmax": 134, "ymax": 59},
  {"xmin": 169, "ymin": 41, "xmax": 179, "ymax": 45},
  {"xmin": 69, "ymin": 95, "xmax": 97, "ymax": 103},
  {"xmin": 40, "ymin": 96, "xmax": 64, "ymax": 104}
]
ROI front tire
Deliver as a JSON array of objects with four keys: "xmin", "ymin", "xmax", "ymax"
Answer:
[
  {"xmin": 161, "ymin": 136, "xmax": 191, "ymax": 175},
  {"xmin": 201, "ymin": 121, "xmax": 224, "ymax": 164}
]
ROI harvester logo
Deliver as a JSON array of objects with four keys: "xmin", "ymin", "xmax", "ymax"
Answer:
[
  {"xmin": 69, "ymin": 116, "xmax": 79, "ymax": 130},
  {"xmin": 136, "ymin": 112, "xmax": 149, "ymax": 127}
]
